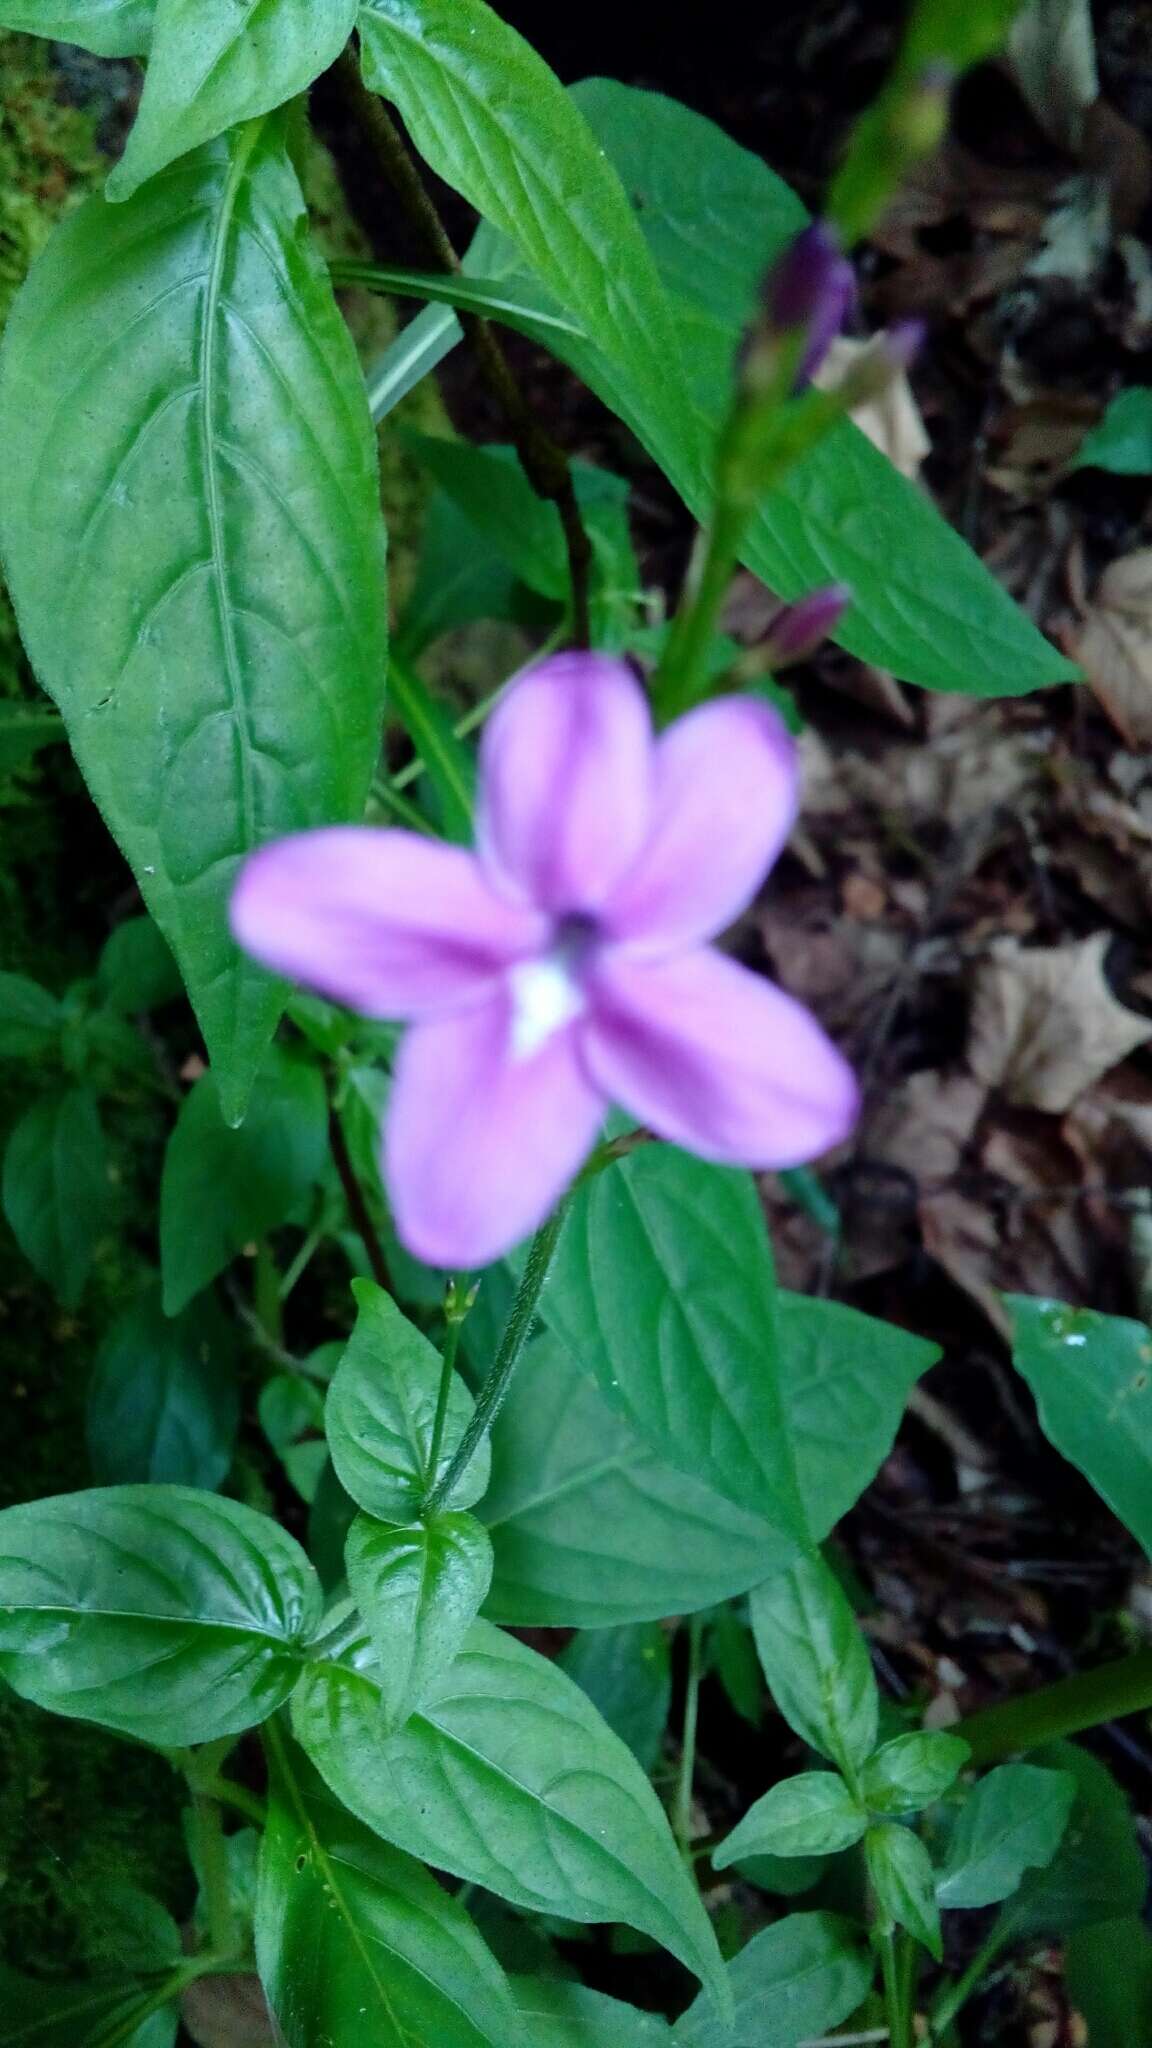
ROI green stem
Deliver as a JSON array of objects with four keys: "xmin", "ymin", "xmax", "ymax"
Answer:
[
  {"xmin": 929, "ymin": 1924, "xmax": 1009, "ymax": 2038},
  {"xmin": 877, "ymin": 1928, "xmax": 911, "ymax": 2048},
  {"xmin": 372, "ymin": 777, "xmax": 438, "ymax": 834},
  {"xmin": 326, "ymin": 1077, "xmax": 391, "ymax": 1292},
  {"xmin": 253, "ymin": 1241, "xmax": 283, "ymax": 1349},
  {"xmin": 204, "ymin": 1775, "xmax": 267, "ymax": 1829},
  {"xmin": 654, "ymin": 500, "xmax": 746, "ymax": 724},
  {"xmin": 957, "ymin": 1647, "xmax": 1152, "ymax": 1765},
  {"xmin": 190, "ymin": 1788, "xmax": 234, "ymax": 1960},
  {"xmin": 425, "ymin": 1287, "xmax": 465, "ymax": 1490},
  {"xmin": 423, "ymin": 1200, "xmax": 570, "ymax": 1515},
  {"xmin": 674, "ymin": 1614, "xmax": 705, "ymax": 1863}
]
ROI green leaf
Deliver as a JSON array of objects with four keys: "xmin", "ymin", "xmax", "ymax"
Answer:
[
  {"xmin": 2, "ymin": 1086, "xmax": 110, "ymax": 1306},
  {"xmin": 293, "ymin": 1616, "xmax": 724, "ymax": 1999},
  {"xmin": 708, "ymin": 1606, "xmax": 762, "ymax": 1727},
  {"xmin": 545, "ymin": 1148, "xmax": 804, "ymax": 1528},
  {"xmin": 257, "ymin": 1733, "xmax": 520, "ymax": 2048},
  {"xmin": 110, "ymin": 0, "xmax": 357, "ymax": 200},
  {"xmin": 386, "ymin": 652, "xmax": 476, "ymax": 842},
  {"xmin": 356, "ymin": 0, "xmax": 694, "ymax": 471},
  {"xmin": 991, "ymin": 1743, "xmax": 1146, "ymax": 1941},
  {"xmin": 0, "ymin": 118, "xmax": 388, "ymax": 1118},
  {"xmin": 395, "ymin": 488, "xmax": 521, "ymax": 658},
  {"xmin": 160, "ymin": 1045, "xmax": 327, "ymax": 1315},
  {"xmin": 325, "ymin": 1281, "xmax": 489, "ymax": 1523},
  {"xmin": 1074, "ymin": 388, "xmax": 1152, "ymax": 473},
  {"xmin": 867, "ymin": 1822, "xmax": 942, "ymax": 1959},
  {"xmin": 776, "ymin": 1294, "xmax": 939, "ymax": 1537},
  {"xmin": 259, "ymin": 1375, "xmax": 327, "ymax": 1503},
  {"xmin": 512, "ymin": 1977, "xmax": 670, "ymax": 2046},
  {"xmin": 558, "ymin": 1623, "xmax": 671, "ymax": 1773},
  {"xmin": 79, "ymin": 1883, "xmax": 183, "ymax": 1974},
  {"xmin": 86, "ymin": 1282, "xmax": 239, "ymax": 1488},
  {"xmin": 0, "ymin": 0, "xmax": 155, "ymax": 53},
  {"xmin": 1009, "ymin": 1296, "xmax": 1152, "ymax": 1555},
  {"xmin": 674, "ymin": 1912, "xmax": 873, "ymax": 2048},
  {"xmin": 936, "ymin": 1761, "xmax": 1076, "ymax": 1909},
  {"xmin": 750, "ymin": 1555, "xmax": 879, "ymax": 1779},
  {"xmin": 1065, "ymin": 1916, "xmax": 1152, "ymax": 2045},
  {"xmin": 0, "ymin": 973, "xmax": 62, "ymax": 1059},
  {"xmin": 481, "ymin": 1312, "xmax": 796, "ymax": 1628},
  {"xmin": 345, "ymin": 1510, "xmax": 493, "ymax": 1732},
  {"xmin": 0, "ymin": 705, "xmax": 64, "ymax": 777},
  {"xmin": 0, "ymin": 1966, "xmax": 161, "ymax": 2048},
  {"xmin": 0, "ymin": 1484, "xmax": 321, "ymax": 1745},
  {"xmin": 97, "ymin": 918, "xmax": 182, "ymax": 1015},
  {"xmin": 860, "ymin": 1731, "xmax": 969, "ymax": 1817},
  {"xmin": 714, "ymin": 1773, "xmax": 867, "ymax": 1865}
]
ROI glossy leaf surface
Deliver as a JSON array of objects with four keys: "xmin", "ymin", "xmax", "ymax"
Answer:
[
  {"xmin": 345, "ymin": 1510, "xmax": 493, "ymax": 1731},
  {"xmin": 0, "ymin": 0, "xmax": 154, "ymax": 52},
  {"xmin": 1009, "ymin": 1296, "xmax": 1152, "ymax": 1556},
  {"xmin": 750, "ymin": 1555, "xmax": 878, "ymax": 1778}
]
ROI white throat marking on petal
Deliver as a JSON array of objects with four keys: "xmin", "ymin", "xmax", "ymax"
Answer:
[{"xmin": 507, "ymin": 953, "xmax": 587, "ymax": 1061}]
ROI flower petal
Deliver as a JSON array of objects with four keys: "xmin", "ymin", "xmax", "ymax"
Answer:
[
  {"xmin": 583, "ymin": 946, "xmax": 858, "ymax": 1166},
  {"xmin": 231, "ymin": 828, "xmax": 545, "ymax": 1019},
  {"xmin": 476, "ymin": 653, "xmax": 654, "ymax": 913},
  {"xmin": 602, "ymin": 697, "xmax": 798, "ymax": 949},
  {"xmin": 386, "ymin": 994, "xmax": 606, "ymax": 1267}
]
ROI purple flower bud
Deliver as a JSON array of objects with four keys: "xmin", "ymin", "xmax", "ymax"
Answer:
[
  {"xmin": 763, "ymin": 584, "xmax": 852, "ymax": 667},
  {"xmin": 763, "ymin": 223, "xmax": 857, "ymax": 385}
]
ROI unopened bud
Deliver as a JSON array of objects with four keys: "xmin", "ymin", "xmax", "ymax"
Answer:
[
  {"xmin": 762, "ymin": 584, "xmax": 852, "ymax": 667},
  {"xmin": 744, "ymin": 222, "xmax": 857, "ymax": 394}
]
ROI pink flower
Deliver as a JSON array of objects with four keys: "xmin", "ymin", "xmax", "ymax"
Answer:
[{"xmin": 231, "ymin": 655, "xmax": 857, "ymax": 1268}]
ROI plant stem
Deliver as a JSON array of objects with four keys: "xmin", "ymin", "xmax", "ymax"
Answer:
[
  {"xmin": 957, "ymin": 1647, "xmax": 1152, "ymax": 1764},
  {"xmin": 204, "ymin": 1776, "xmax": 267, "ymax": 1829},
  {"xmin": 331, "ymin": 49, "xmax": 593, "ymax": 647},
  {"xmin": 423, "ymin": 1200, "xmax": 570, "ymax": 1514},
  {"xmin": 877, "ymin": 1928, "xmax": 911, "ymax": 2048},
  {"xmin": 425, "ymin": 1286, "xmax": 465, "ymax": 1490},
  {"xmin": 326, "ymin": 1078, "xmax": 391, "ymax": 1292},
  {"xmin": 190, "ymin": 1788, "xmax": 234, "ymax": 1960},
  {"xmin": 929, "ymin": 1925, "xmax": 1009, "ymax": 2038},
  {"xmin": 674, "ymin": 1613, "xmax": 705, "ymax": 1863},
  {"xmin": 253, "ymin": 1240, "xmax": 283, "ymax": 1349}
]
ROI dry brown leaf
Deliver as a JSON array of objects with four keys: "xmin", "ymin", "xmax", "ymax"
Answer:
[
  {"xmin": 968, "ymin": 931, "xmax": 1152, "ymax": 1110},
  {"xmin": 1074, "ymin": 548, "xmax": 1152, "ymax": 745},
  {"xmin": 813, "ymin": 337, "xmax": 931, "ymax": 479}
]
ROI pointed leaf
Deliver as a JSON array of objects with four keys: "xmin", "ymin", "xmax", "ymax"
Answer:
[
  {"xmin": 936, "ymin": 1761, "xmax": 1077, "ymax": 1909},
  {"xmin": 257, "ymin": 1733, "xmax": 520, "ymax": 2048},
  {"xmin": 0, "ymin": 1484, "xmax": 322, "ymax": 1744},
  {"xmin": 715, "ymin": 1774, "xmax": 867, "ymax": 1866},
  {"xmin": 511, "ymin": 1977, "xmax": 671, "ymax": 2046},
  {"xmin": 292, "ymin": 1616, "xmax": 724, "ymax": 1999},
  {"xmin": 675, "ymin": 1912, "xmax": 872, "ymax": 2048},
  {"xmin": 750, "ymin": 1555, "xmax": 879, "ymax": 1778},
  {"xmin": 860, "ymin": 1732, "xmax": 969, "ymax": 1817},
  {"xmin": 558, "ymin": 1623, "xmax": 671, "ymax": 1773},
  {"xmin": 0, "ymin": 0, "xmax": 155, "ymax": 52},
  {"xmin": 345, "ymin": 1510, "xmax": 493, "ymax": 1731},
  {"xmin": 325, "ymin": 1282, "xmax": 489, "ymax": 1523},
  {"xmin": 0, "ymin": 973, "xmax": 62, "ymax": 1059},
  {"xmin": 866, "ymin": 1823, "xmax": 942, "ymax": 1960},
  {"xmin": 86, "ymin": 1282, "xmax": 239, "ymax": 1488},
  {"xmin": 160, "ymin": 1045, "xmax": 328, "ymax": 1314},
  {"xmin": 1009, "ymin": 1296, "xmax": 1152, "ymax": 1556},
  {"xmin": 109, "ymin": 0, "xmax": 357, "ymax": 200},
  {"xmin": 0, "ymin": 119, "xmax": 388, "ymax": 1117},
  {"xmin": 2, "ymin": 1086, "xmax": 110, "ymax": 1306},
  {"xmin": 996, "ymin": 1743, "xmax": 1147, "ymax": 1941}
]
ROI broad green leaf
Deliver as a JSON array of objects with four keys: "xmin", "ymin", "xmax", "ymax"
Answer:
[
  {"xmin": 257, "ymin": 1734, "xmax": 520, "ymax": 2048},
  {"xmin": 395, "ymin": 488, "xmax": 521, "ymax": 659},
  {"xmin": 1065, "ymin": 1916, "xmax": 1152, "ymax": 2044},
  {"xmin": 160, "ymin": 1045, "xmax": 327, "ymax": 1315},
  {"xmin": 675, "ymin": 1912, "xmax": 873, "ymax": 2048},
  {"xmin": 86, "ymin": 1283, "xmax": 239, "ymax": 1488},
  {"xmin": 0, "ymin": 118, "xmax": 388, "ymax": 1118},
  {"xmin": 0, "ymin": 705, "xmax": 64, "ymax": 777},
  {"xmin": 860, "ymin": 1731, "xmax": 969, "ymax": 1817},
  {"xmin": 991, "ymin": 1743, "xmax": 1145, "ymax": 1941},
  {"xmin": 558, "ymin": 1623, "xmax": 671, "ymax": 1773},
  {"xmin": 0, "ymin": 1965, "xmax": 162, "ymax": 2048},
  {"xmin": 356, "ymin": 0, "xmax": 694, "ymax": 469},
  {"xmin": 1075, "ymin": 388, "xmax": 1152, "ymax": 473},
  {"xmin": 776, "ymin": 1294, "xmax": 939, "ymax": 1537},
  {"xmin": 866, "ymin": 1823, "xmax": 941, "ymax": 1960},
  {"xmin": 1009, "ymin": 1296, "xmax": 1152, "ymax": 1555},
  {"xmin": 293, "ymin": 1616, "xmax": 724, "ymax": 1999},
  {"xmin": 0, "ymin": 1484, "xmax": 321, "ymax": 1744},
  {"xmin": 733, "ymin": 1852, "xmax": 824, "ymax": 1899},
  {"xmin": 512, "ymin": 1977, "xmax": 670, "ymax": 2047},
  {"xmin": 0, "ymin": 0, "xmax": 154, "ymax": 53},
  {"xmin": 715, "ymin": 1773, "xmax": 866, "ymax": 1866},
  {"xmin": 259, "ymin": 1375, "xmax": 327, "ymax": 1503},
  {"xmin": 110, "ymin": 0, "xmax": 357, "ymax": 200},
  {"xmin": 386, "ymin": 652, "xmax": 476, "ymax": 843},
  {"xmin": 345, "ymin": 1510, "xmax": 493, "ymax": 1731},
  {"xmin": 2, "ymin": 1086, "xmax": 110, "ymax": 1306},
  {"xmin": 545, "ymin": 1148, "xmax": 805, "ymax": 1529},
  {"xmin": 79, "ymin": 1883, "xmax": 183, "ymax": 1974},
  {"xmin": 325, "ymin": 1281, "xmax": 489, "ymax": 1523},
  {"xmin": 0, "ymin": 972, "xmax": 62, "ymax": 1059},
  {"xmin": 481, "ymin": 1314, "xmax": 796, "ymax": 1628},
  {"xmin": 708, "ymin": 1606, "xmax": 762, "ymax": 1727},
  {"xmin": 97, "ymin": 918, "xmax": 182, "ymax": 1015},
  {"xmin": 936, "ymin": 1761, "xmax": 1076, "ymax": 1909},
  {"xmin": 750, "ymin": 1556, "xmax": 879, "ymax": 1780}
]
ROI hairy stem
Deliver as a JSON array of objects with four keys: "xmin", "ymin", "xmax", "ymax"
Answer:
[
  {"xmin": 326, "ymin": 1079, "xmax": 391, "ymax": 1292},
  {"xmin": 331, "ymin": 49, "xmax": 593, "ymax": 646},
  {"xmin": 423, "ymin": 1201, "xmax": 570, "ymax": 1514},
  {"xmin": 957, "ymin": 1647, "xmax": 1152, "ymax": 1764},
  {"xmin": 425, "ymin": 1288, "xmax": 465, "ymax": 1490},
  {"xmin": 674, "ymin": 1614, "xmax": 705, "ymax": 1864}
]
